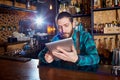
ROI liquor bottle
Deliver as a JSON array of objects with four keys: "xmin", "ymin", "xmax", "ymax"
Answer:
[
  {"xmin": 59, "ymin": 3, "xmax": 69, "ymax": 13},
  {"xmin": 63, "ymin": 3, "xmax": 67, "ymax": 12},
  {"xmin": 98, "ymin": 38, "xmax": 106, "ymax": 64},
  {"xmin": 106, "ymin": 0, "xmax": 112, "ymax": 7},
  {"xmin": 119, "ymin": 0, "xmax": 120, "ymax": 6},
  {"xmin": 59, "ymin": 4, "xmax": 62, "ymax": 13},
  {"xmin": 97, "ymin": 0, "xmax": 102, "ymax": 8},
  {"xmin": 102, "ymin": 0, "xmax": 106, "ymax": 8},
  {"xmin": 98, "ymin": 39, "xmax": 103, "ymax": 55},
  {"xmin": 103, "ymin": 37, "xmax": 112, "ymax": 64},
  {"xmin": 118, "ymin": 38, "xmax": 120, "ymax": 48},
  {"xmin": 84, "ymin": 0, "xmax": 89, "ymax": 14},
  {"xmin": 80, "ymin": 0, "xmax": 85, "ymax": 14},
  {"xmin": 114, "ymin": 0, "xmax": 118, "ymax": 7},
  {"xmin": 94, "ymin": 39, "xmax": 98, "ymax": 48},
  {"xmin": 115, "ymin": 35, "xmax": 120, "ymax": 49},
  {"xmin": 69, "ymin": 0, "xmax": 76, "ymax": 15},
  {"xmin": 103, "ymin": 38, "xmax": 107, "ymax": 49},
  {"xmin": 75, "ymin": 1, "xmax": 81, "ymax": 14},
  {"xmin": 100, "ymin": 24, "xmax": 104, "ymax": 33},
  {"xmin": 108, "ymin": 37, "xmax": 114, "ymax": 52},
  {"xmin": 93, "ymin": 24, "xmax": 97, "ymax": 33}
]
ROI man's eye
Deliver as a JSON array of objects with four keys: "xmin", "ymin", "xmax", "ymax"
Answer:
[{"xmin": 64, "ymin": 24, "xmax": 69, "ymax": 27}]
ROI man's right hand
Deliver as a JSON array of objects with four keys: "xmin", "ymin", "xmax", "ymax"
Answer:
[{"xmin": 45, "ymin": 52, "xmax": 54, "ymax": 63}]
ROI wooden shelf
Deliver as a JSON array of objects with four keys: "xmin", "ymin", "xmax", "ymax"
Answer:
[
  {"xmin": 93, "ymin": 7, "xmax": 120, "ymax": 11},
  {"xmin": 93, "ymin": 33, "xmax": 120, "ymax": 36},
  {"xmin": 72, "ymin": 14, "xmax": 91, "ymax": 17},
  {"xmin": 0, "ymin": 4, "xmax": 37, "ymax": 13}
]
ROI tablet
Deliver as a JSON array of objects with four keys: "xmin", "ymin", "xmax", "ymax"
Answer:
[{"xmin": 45, "ymin": 37, "xmax": 73, "ymax": 52}]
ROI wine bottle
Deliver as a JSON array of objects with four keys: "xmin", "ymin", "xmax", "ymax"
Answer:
[
  {"xmin": 97, "ymin": 0, "xmax": 102, "ymax": 8},
  {"xmin": 119, "ymin": 0, "xmax": 120, "ymax": 6},
  {"xmin": 104, "ymin": 38, "xmax": 107, "ymax": 49},
  {"xmin": 75, "ymin": 1, "xmax": 81, "ymax": 14},
  {"xmin": 114, "ymin": 0, "xmax": 118, "ymax": 6},
  {"xmin": 108, "ymin": 37, "xmax": 114, "ymax": 52},
  {"xmin": 102, "ymin": 0, "xmax": 106, "ymax": 8}
]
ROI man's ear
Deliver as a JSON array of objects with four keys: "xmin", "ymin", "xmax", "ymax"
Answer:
[
  {"xmin": 73, "ymin": 20, "xmax": 79, "ymax": 28},
  {"xmin": 73, "ymin": 22, "xmax": 76, "ymax": 28}
]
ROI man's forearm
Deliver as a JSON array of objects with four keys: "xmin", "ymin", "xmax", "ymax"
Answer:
[{"xmin": 76, "ymin": 54, "xmax": 100, "ymax": 66}]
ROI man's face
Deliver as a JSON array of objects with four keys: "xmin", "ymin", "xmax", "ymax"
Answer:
[{"xmin": 57, "ymin": 17, "xmax": 73, "ymax": 38}]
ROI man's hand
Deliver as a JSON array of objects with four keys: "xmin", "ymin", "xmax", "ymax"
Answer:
[
  {"xmin": 45, "ymin": 51, "xmax": 54, "ymax": 63},
  {"xmin": 52, "ymin": 45, "xmax": 78, "ymax": 63}
]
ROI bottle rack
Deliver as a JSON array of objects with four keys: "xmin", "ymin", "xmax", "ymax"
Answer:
[
  {"xmin": 94, "ymin": 35, "xmax": 120, "ymax": 64},
  {"xmin": 91, "ymin": 0, "xmax": 120, "ymax": 35},
  {"xmin": 91, "ymin": 0, "xmax": 120, "ymax": 64},
  {"xmin": 57, "ymin": 0, "xmax": 91, "ymax": 32},
  {"xmin": 58, "ymin": 0, "xmax": 91, "ymax": 17}
]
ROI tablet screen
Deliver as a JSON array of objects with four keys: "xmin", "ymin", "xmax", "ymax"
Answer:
[{"xmin": 45, "ymin": 37, "xmax": 73, "ymax": 52}]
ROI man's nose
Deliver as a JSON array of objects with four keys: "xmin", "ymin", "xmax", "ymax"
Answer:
[{"xmin": 61, "ymin": 27, "xmax": 66, "ymax": 33}]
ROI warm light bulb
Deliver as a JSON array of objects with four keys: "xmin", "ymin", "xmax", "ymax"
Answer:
[
  {"xmin": 49, "ymin": 4, "xmax": 52, "ymax": 10},
  {"xmin": 27, "ymin": 1, "xmax": 30, "ymax": 8}
]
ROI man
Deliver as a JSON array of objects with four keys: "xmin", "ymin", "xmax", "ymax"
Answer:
[{"xmin": 38, "ymin": 12, "xmax": 100, "ymax": 67}]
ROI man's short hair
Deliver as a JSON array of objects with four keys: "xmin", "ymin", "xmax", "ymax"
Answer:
[{"xmin": 55, "ymin": 12, "xmax": 73, "ymax": 23}]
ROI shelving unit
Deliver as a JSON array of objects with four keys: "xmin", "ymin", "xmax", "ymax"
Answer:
[
  {"xmin": 91, "ymin": 0, "xmax": 120, "ymax": 64},
  {"xmin": 0, "ymin": 4, "xmax": 37, "ymax": 13},
  {"xmin": 93, "ymin": 33, "xmax": 120, "ymax": 36},
  {"xmin": 72, "ymin": 14, "xmax": 90, "ymax": 17},
  {"xmin": 0, "ymin": 0, "xmax": 37, "ymax": 13},
  {"xmin": 57, "ymin": 0, "xmax": 91, "ymax": 32},
  {"xmin": 93, "ymin": 7, "xmax": 120, "ymax": 11},
  {"xmin": 91, "ymin": 3, "xmax": 120, "ymax": 34},
  {"xmin": 57, "ymin": 0, "xmax": 120, "ymax": 65}
]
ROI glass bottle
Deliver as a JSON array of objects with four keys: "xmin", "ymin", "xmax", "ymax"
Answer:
[
  {"xmin": 94, "ymin": 23, "xmax": 98, "ymax": 33},
  {"xmin": 108, "ymin": 37, "xmax": 114, "ymax": 52},
  {"xmin": 97, "ymin": 38, "xmax": 104, "ymax": 64},
  {"xmin": 80, "ymin": 0, "xmax": 85, "ymax": 14},
  {"xmin": 59, "ymin": 4, "xmax": 62, "ymax": 13},
  {"xmin": 63, "ymin": 3, "xmax": 67, "ymax": 12},
  {"xmin": 102, "ymin": 0, "xmax": 106, "ymax": 8},
  {"xmin": 98, "ymin": 0, "xmax": 102, "ymax": 8},
  {"xmin": 103, "ymin": 38, "xmax": 107, "ymax": 49},
  {"xmin": 119, "ymin": 0, "xmax": 120, "ymax": 6},
  {"xmin": 75, "ymin": 0, "xmax": 81, "ymax": 14},
  {"xmin": 100, "ymin": 23, "xmax": 104, "ymax": 33},
  {"xmin": 115, "ymin": 36, "xmax": 120, "ymax": 49},
  {"xmin": 103, "ymin": 37, "xmax": 112, "ymax": 64},
  {"xmin": 98, "ymin": 39, "xmax": 103, "ymax": 55},
  {"xmin": 118, "ymin": 38, "xmax": 120, "ymax": 48},
  {"xmin": 114, "ymin": 0, "xmax": 118, "ymax": 6},
  {"xmin": 94, "ymin": 39, "xmax": 98, "ymax": 48}
]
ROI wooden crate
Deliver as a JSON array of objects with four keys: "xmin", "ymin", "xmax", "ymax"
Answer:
[
  {"xmin": 15, "ymin": 2, "xmax": 26, "ymax": 9},
  {"xmin": 0, "ymin": 0, "xmax": 13, "ymax": 6}
]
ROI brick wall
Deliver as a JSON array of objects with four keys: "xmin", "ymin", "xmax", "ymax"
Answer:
[{"xmin": 0, "ymin": 7, "xmax": 36, "ymax": 53}]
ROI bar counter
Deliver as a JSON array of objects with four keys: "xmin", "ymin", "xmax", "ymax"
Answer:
[{"xmin": 0, "ymin": 59, "xmax": 120, "ymax": 80}]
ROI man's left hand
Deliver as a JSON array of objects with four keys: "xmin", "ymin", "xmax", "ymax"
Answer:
[{"xmin": 52, "ymin": 45, "xmax": 78, "ymax": 63}]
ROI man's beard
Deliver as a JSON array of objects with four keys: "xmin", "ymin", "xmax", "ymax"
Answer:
[{"xmin": 59, "ymin": 29, "xmax": 73, "ymax": 39}]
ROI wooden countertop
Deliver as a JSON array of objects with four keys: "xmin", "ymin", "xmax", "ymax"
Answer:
[
  {"xmin": 0, "ymin": 59, "xmax": 39, "ymax": 80},
  {"xmin": 0, "ymin": 59, "xmax": 119, "ymax": 80}
]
